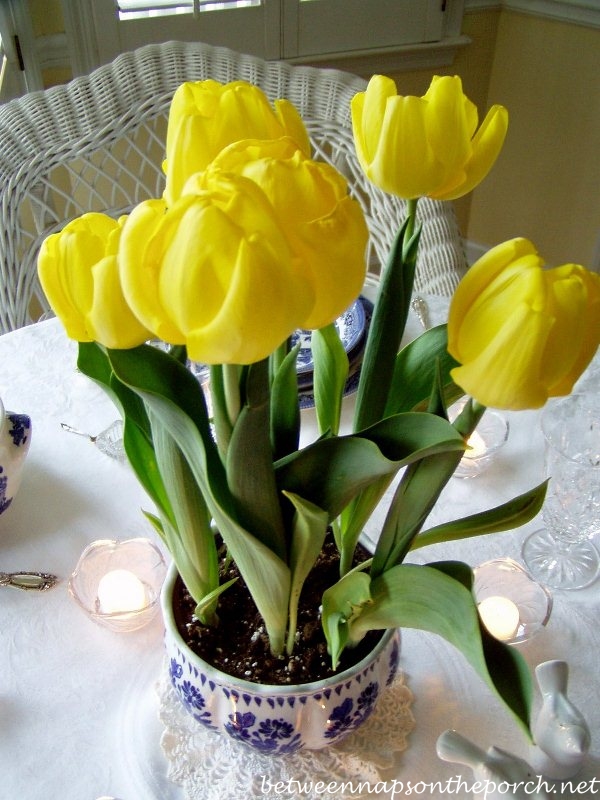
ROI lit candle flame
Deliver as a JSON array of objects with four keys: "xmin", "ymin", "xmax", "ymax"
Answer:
[
  {"xmin": 97, "ymin": 568, "xmax": 147, "ymax": 614},
  {"xmin": 478, "ymin": 595, "xmax": 520, "ymax": 641},
  {"xmin": 465, "ymin": 430, "xmax": 488, "ymax": 460}
]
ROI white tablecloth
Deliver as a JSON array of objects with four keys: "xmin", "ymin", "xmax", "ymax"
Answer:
[{"xmin": 1, "ymin": 317, "xmax": 599, "ymax": 799}]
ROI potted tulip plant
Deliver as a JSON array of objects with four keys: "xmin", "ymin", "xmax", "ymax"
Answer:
[{"xmin": 38, "ymin": 75, "xmax": 600, "ymax": 755}]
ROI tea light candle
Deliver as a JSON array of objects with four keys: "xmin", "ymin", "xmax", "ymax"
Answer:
[
  {"xmin": 97, "ymin": 568, "xmax": 147, "ymax": 614},
  {"xmin": 478, "ymin": 595, "xmax": 520, "ymax": 641},
  {"xmin": 450, "ymin": 401, "xmax": 509, "ymax": 478},
  {"xmin": 464, "ymin": 430, "xmax": 487, "ymax": 459}
]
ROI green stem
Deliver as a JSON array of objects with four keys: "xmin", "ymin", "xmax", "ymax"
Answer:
[
  {"xmin": 405, "ymin": 197, "xmax": 418, "ymax": 244},
  {"xmin": 223, "ymin": 363, "xmax": 242, "ymax": 428},
  {"xmin": 371, "ymin": 397, "xmax": 486, "ymax": 577}
]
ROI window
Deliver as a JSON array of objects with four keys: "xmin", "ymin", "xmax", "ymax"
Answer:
[
  {"xmin": 0, "ymin": 1, "xmax": 38, "ymax": 102},
  {"xmin": 64, "ymin": 0, "xmax": 467, "ymax": 76},
  {"xmin": 117, "ymin": 1, "xmax": 261, "ymax": 20}
]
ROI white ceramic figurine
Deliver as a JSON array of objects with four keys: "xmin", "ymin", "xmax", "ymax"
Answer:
[
  {"xmin": 530, "ymin": 659, "xmax": 590, "ymax": 779},
  {"xmin": 436, "ymin": 730, "xmax": 551, "ymax": 800}
]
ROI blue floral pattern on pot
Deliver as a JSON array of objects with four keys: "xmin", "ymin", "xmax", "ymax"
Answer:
[
  {"xmin": 162, "ymin": 562, "xmax": 400, "ymax": 755},
  {"xmin": 0, "ymin": 398, "xmax": 32, "ymax": 515}
]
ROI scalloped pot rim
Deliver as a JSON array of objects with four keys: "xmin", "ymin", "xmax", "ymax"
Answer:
[{"xmin": 161, "ymin": 560, "xmax": 399, "ymax": 695}]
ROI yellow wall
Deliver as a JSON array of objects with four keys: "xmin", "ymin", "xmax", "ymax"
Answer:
[{"xmin": 469, "ymin": 10, "xmax": 600, "ymax": 268}]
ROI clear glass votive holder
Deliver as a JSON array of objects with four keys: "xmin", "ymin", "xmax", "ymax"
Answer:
[
  {"xmin": 473, "ymin": 558, "xmax": 552, "ymax": 645},
  {"xmin": 68, "ymin": 538, "xmax": 167, "ymax": 632},
  {"xmin": 449, "ymin": 401, "xmax": 509, "ymax": 479}
]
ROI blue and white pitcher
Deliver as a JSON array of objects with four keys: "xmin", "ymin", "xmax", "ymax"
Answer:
[{"xmin": 0, "ymin": 397, "xmax": 31, "ymax": 514}]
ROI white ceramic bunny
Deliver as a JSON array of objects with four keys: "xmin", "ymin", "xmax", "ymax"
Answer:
[
  {"xmin": 0, "ymin": 396, "xmax": 32, "ymax": 515},
  {"xmin": 530, "ymin": 659, "xmax": 590, "ymax": 779},
  {"xmin": 436, "ymin": 730, "xmax": 551, "ymax": 800}
]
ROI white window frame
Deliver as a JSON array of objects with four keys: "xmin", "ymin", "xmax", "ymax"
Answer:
[
  {"xmin": 0, "ymin": 0, "xmax": 42, "ymax": 100},
  {"xmin": 62, "ymin": 0, "xmax": 470, "ymax": 77}
]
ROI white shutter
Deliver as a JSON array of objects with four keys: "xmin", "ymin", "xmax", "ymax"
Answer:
[
  {"xmin": 0, "ymin": 0, "xmax": 41, "ymax": 101},
  {"xmin": 82, "ymin": 0, "xmax": 278, "ymax": 67},
  {"xmin": 64, "ymin": 0, "xmax": 463, "ymax": 73},
  {"xmin": 117, "ymin": 1, "xmax": 261, "ymax": 19},
  {"xmin": 282, "ymin": 0, "xmax": 446, "ymax": 59}
]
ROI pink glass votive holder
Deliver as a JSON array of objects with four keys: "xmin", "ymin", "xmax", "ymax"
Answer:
[{"xmin": 68, "ymin": 538, "xmax": 166, "ymax": 632}]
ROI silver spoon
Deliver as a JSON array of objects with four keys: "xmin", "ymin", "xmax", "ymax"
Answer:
[
  {"xmin": 0, "ymin": 571, "xmax": 59, "ymax": 591},
  {"xmin": 60, "ymin": 420, "xmax": 126, "ymax": 462}
]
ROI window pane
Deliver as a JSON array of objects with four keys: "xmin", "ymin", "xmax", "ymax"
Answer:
[{"xmin": 117, "ymin": 0, "xmax": 260, "ymax": 20}]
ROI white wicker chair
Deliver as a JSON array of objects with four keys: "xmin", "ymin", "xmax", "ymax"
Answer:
[{"xmin": 0, "ymin": 40, "xmax": 467, "ymax": 334}]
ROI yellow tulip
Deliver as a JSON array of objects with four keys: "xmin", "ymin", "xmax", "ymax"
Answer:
[
  {"xmin": 448, "ymin": 238, "xmax": 600, "ymax": 410},
  {"xmin": 164, "ymin": 79, "xmax": 311, "ymax": 205},
  {"xmin": 119, "ymin": 173, "xmax": 316, "ymax": 364},
  {"xmin": 351, "ymin": 74, "xmax": 508, "ymax": 201},
  {"xmin": 37, "ymin": 213, "xmax": 151, "ymax": 349},
  {"xmin": 200, "ymin": 137, "xmax": 369, "ymax": 329}
]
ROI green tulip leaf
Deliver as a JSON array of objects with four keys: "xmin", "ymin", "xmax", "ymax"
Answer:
[
  {"xmin": 270, "ymin": 343, "xmax": 301, "ymax": 461},
  {"xmin": 321, "ymin": 569, "xmax": 373, "ymax": 668},
  {"xmin": 312, "ymin": 323, "xmax": 349, "ymax": 436},
  {"xmin": 353, "ymin": 216, "xmax": 419, "ymax": 432},
  {"xmin": 385, "ymin": 325, "xmax": 462, "ymax": 416},
  {"xmin": 413, "ymin": 480, "xmax": 549, "ymax": 551},
  {"xmin": 284, "ymin": 491, "xmax": 329, "ymax": 653},
  {"xmin": 372, "ymin": 402, "xmax": 486, "ymax": 577},
  {"xmin": 107, "ymin": 347, "xmax": 292, "ymax": 656},
  {"xmin": 193, "ymin": 576, "xmax": 238, "ymax": 621},
  {"xmin": 275, "ymin": 412, "xmax": 465, "ymax": 523},
  {"xmin": 347, "ymin": 563, "xmax": 533, "ymax": 738},
  {"xmin": 227, "ymin": 359, "xmax": 286, "ymax": 560},
  {"xmin": 78, "ymin": 342, "xmax": 173, "ymax": 520},
  {"xmin": 150, "ymin": 418, "xmax": 220, "ymax": 622}
]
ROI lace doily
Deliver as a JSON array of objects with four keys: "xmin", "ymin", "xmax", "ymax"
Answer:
[{"xmin": 158, "ymin": 667, "xmax": 414, "ymax": 800}]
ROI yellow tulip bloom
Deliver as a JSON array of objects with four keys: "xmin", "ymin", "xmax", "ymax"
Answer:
[
  {"xmin": 202, "ymin": 137, "xmax": 369, "ymax": 329},
  {"xmin": 351, "ymin": 74, "xmax": 508, "ymax": 201},
  {"xmin": 37, "ymin": 213, "xmax": 151, "ymax": 349},
  {"xmin": 119, "ymin": 173, "xmax": 316, "ymax": 364},
  {"xmin": 448, "ymin": 238, "xmax": 600, "ymax": 410},
  {"xmin": 164, "ymin": 79, "xmax": 311, "ymax": 205}
]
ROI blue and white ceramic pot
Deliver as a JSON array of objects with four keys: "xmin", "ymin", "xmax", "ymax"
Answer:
[
  {"xmin": 0, "ymin": 397, "xmax": 32, "ymax": 515},
  {"xmin": 161, "ymin": 562, "xmax": 400, "ymax": 755}
]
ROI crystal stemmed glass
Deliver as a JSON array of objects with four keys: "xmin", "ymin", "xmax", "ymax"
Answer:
[{"xmin": 522, "ymin": 392, "xmax": 600, "ymax": 590}]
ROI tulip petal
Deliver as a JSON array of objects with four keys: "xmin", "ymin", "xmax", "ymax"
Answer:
[
  {"xmin": 37, "ymin": 212, "xmax": 148, "ymax": 348},
  {"xmin": 451, "ymin": 301, "xmax": 554, "ymax": 409},
  {"xmin": 274, "ymin": 99, "xmax": 311, "ymax": 157},
  {"xmin": 432, "ymin": 104, "xmax": 508, "ymax": 201},
  {"xmin": 370, "ymin": 95, "xmax": 440, "ymax": 198},
  {"xmin": 185, "ymin": 240, "xmax": 310, "ymax": 364},
  {"xmin": 351, "ymin": 73, "xmax": 508, "ymax": 200},
  {"xmin": 87, "ymin": 256, "xmax": 150, "ymax": 349},
  {"xmin": 206, "ymin": 137, "xmax": 368, "ymax": 329},
  {"xmin": 164, "ymin": 79, "xmax": 311, "ymax": 205},
  {"xmin": 120, "ymin": 198, "xmax": 188, "ymax": 344},
  {"xmin": 425, "ymin": 76, "xmax": 473, "ymax": 171},
  {"xmin": 448, "ymin": 239, "xmax": 539, "ymax": 359},
  {"xmin": 545, "ymin": 266, "xmax": 600, "ymax": 394},
  {"xmin": 351, "ymin": 75, "xmax": 396, "ymax": 168},
  {"xmin": 453, "ymin": 261, "xmax": 545, "ymax": 366},
  {"xmin": 294, "ymin": 197, "xmax": 368, "ymax": 329}
]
